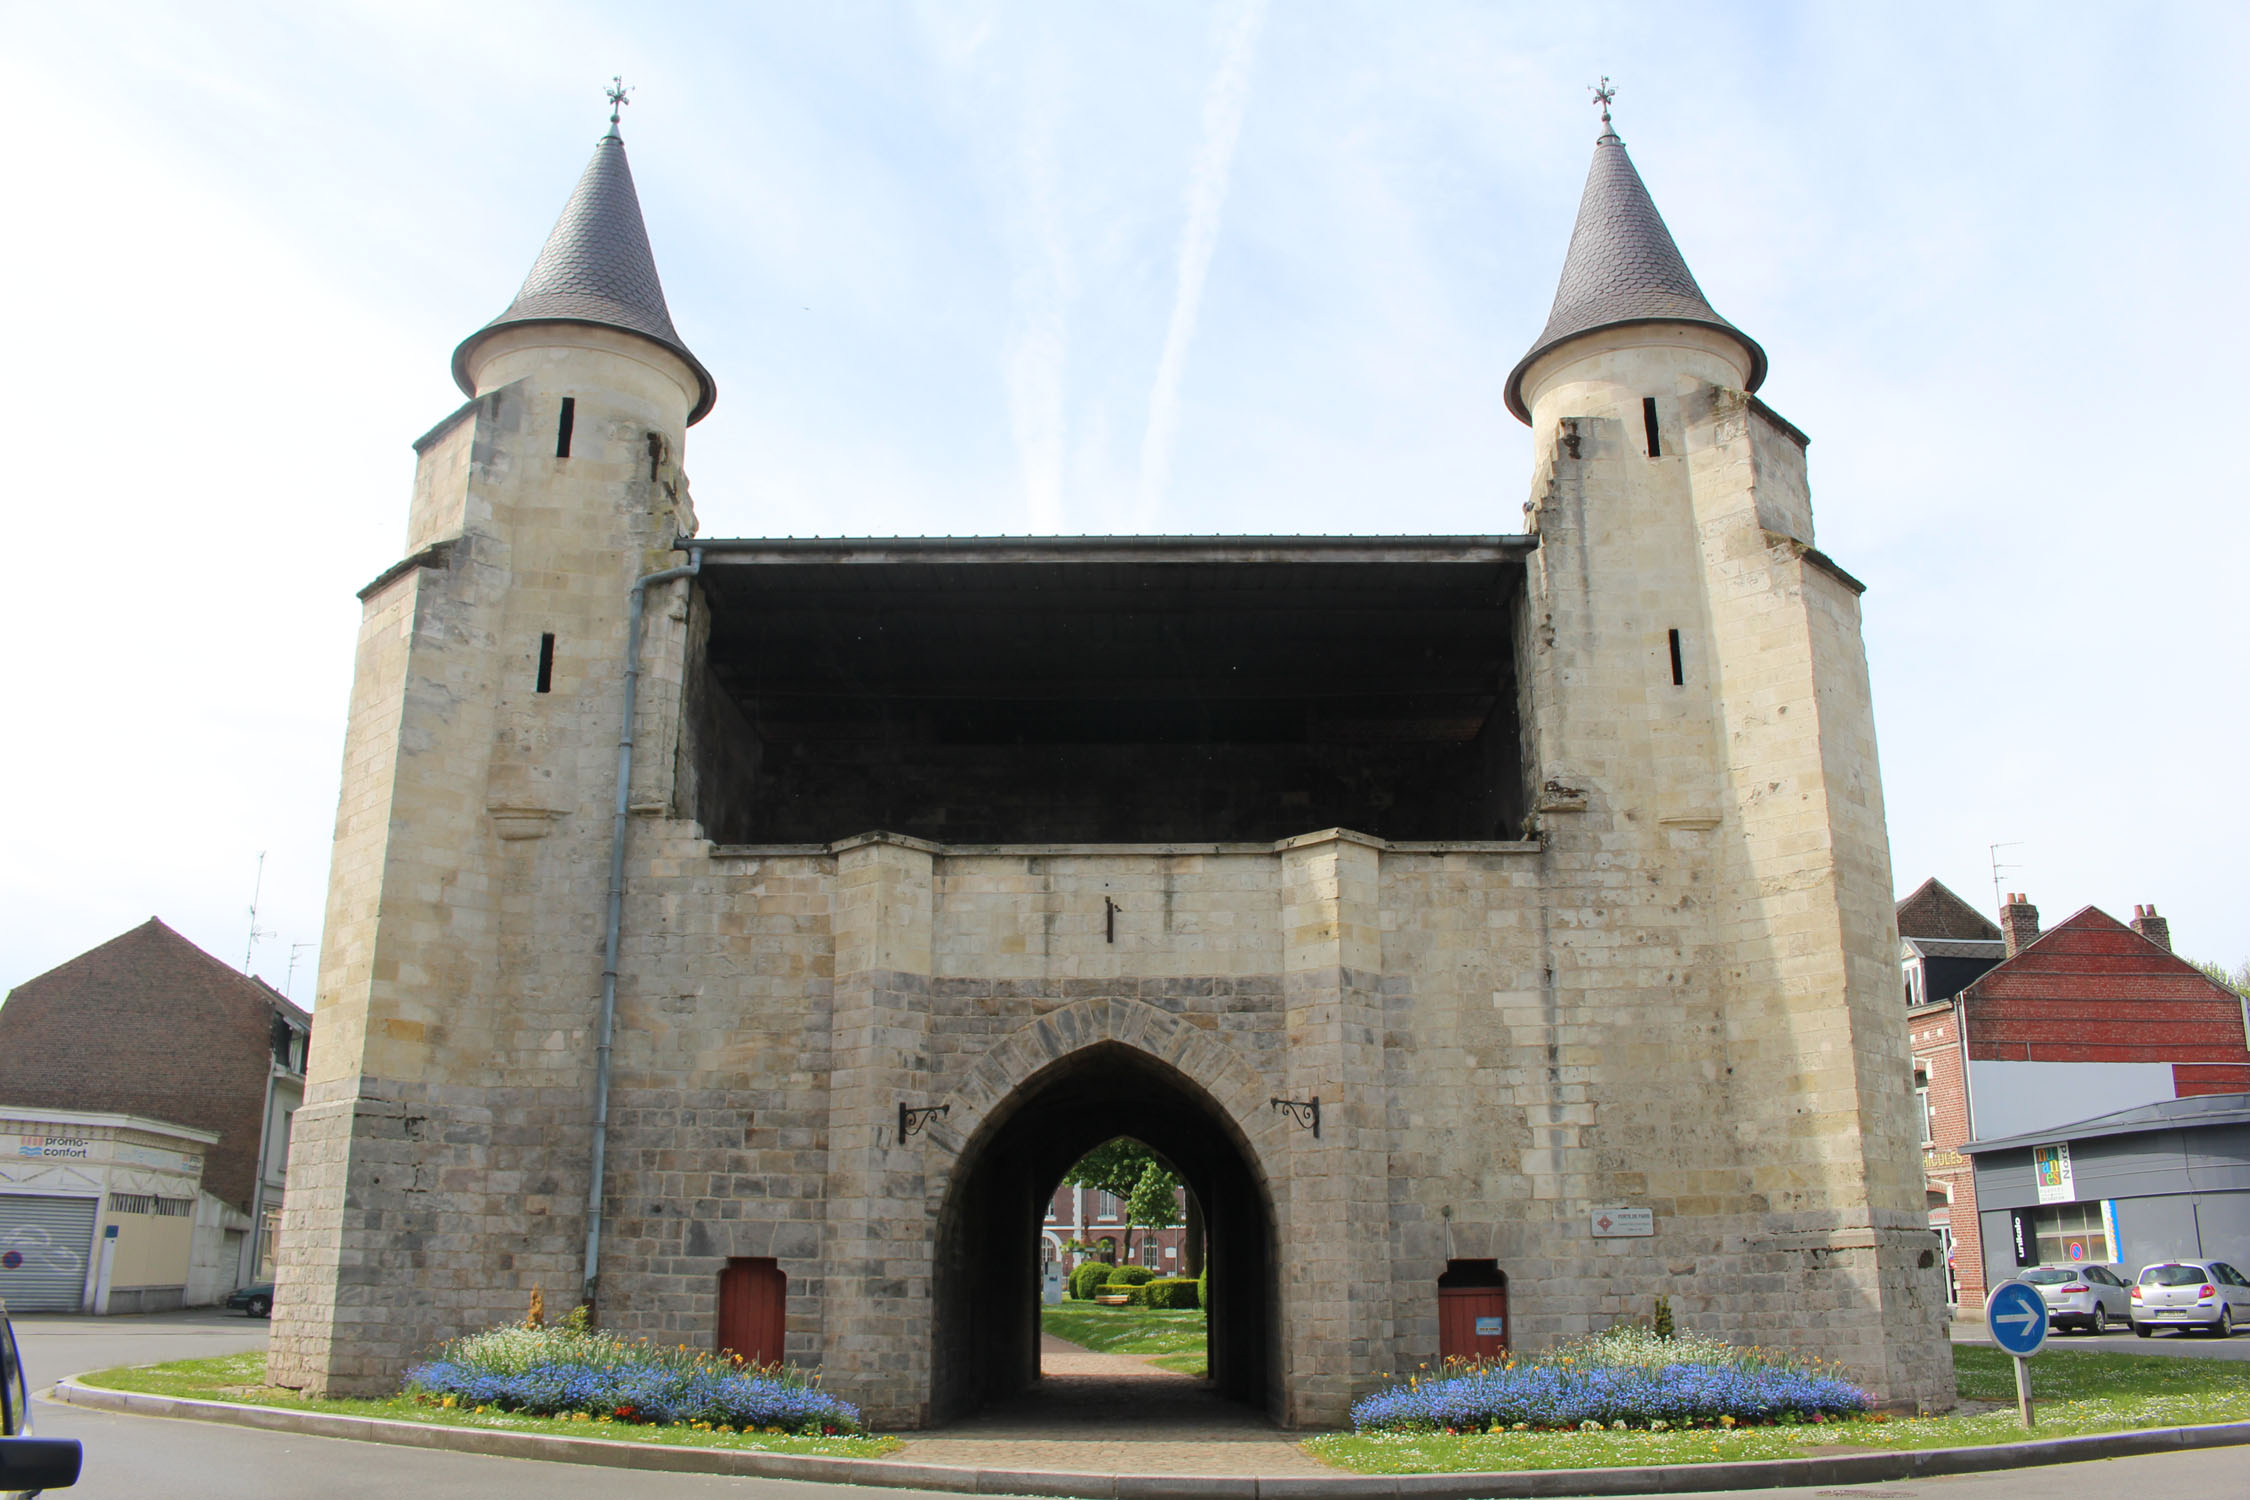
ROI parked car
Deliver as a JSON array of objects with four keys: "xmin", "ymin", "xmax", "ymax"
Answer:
[
  {"xmin": 224, "ymin": 1283, "xmax": 274, "ymax": 1319},
  {"xmin": 1, "ymin": 1300, "xmax": 83, "ymax": 1497},
  {"xmin": 2130, "ymin": 1260, "xmax": 2250, "ymax": 1337},
  {"xmin": 2018, "ymin": 1263, "xmax": 2133, "ymax": 1333}
]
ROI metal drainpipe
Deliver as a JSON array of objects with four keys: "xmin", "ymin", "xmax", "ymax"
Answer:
[{"xmin": 582, "ymin": 542, "xmax": 703, "ymax": 1311}]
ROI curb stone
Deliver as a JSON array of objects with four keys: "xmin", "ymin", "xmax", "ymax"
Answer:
[{"xmin": 47, "ymin": 1379, "xmax": 2250, "ymax": 1499}]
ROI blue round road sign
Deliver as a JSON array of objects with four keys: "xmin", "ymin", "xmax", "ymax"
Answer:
[{"xmin": 1986, "ymin": 1281, "xmax": 2049, "ymax": 1356}]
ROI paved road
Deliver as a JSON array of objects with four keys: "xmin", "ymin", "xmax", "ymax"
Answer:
[
  {"xmin": 1951, "ymin": 1320, "xmax": 2250, "ymax": 1361},
  {"xmin": 9, "ymin": 1312, "xmax": 2248, "ymax": 1500},
  {"xmin": 10, "ymin": 1306, "xmax": 269, "ymax": 1388}
]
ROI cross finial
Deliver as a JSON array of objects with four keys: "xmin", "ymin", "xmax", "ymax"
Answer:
[
  {"xmin": 1591, "ymin": 76, "xmax": 1617, "ymax": 137},
  {"xmin": 605, "ymin": 76, "xmax": 633, "ymax": 131}
]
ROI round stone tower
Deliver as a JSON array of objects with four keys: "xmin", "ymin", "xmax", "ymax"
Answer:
[{"xmin": 267, "ymin": 107, "xmax": 716, "ymax": 1396}]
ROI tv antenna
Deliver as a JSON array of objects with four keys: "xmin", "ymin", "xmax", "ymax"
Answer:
[
  {"xmin": 1988, "ymin": 841, "xmax": 2024, "ymax": 916},
  {"xmin": 285, "ymin": 941, "xmax": 317, "ymax": 1001},
  {"xmin": 243, "ymin": 852, "xmax": 277, "ymax": 974}
]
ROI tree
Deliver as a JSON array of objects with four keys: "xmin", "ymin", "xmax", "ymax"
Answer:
[
  {"xmin": 1125, "ymin": 1160, "xmax": 1183, "ymax": 1262},
  {"xmin": 1062, "ymin": 1136, "xmax": 1163, "ymax": 1200},
  {"xmin": 1062, "ymin": 1137, "xmax": 1182, "ymax": 1265}
]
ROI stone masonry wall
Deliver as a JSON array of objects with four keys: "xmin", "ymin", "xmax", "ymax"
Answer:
[{"xmin": 279, "ymin": 318, "xmax": 1953, "ymax": 1418}]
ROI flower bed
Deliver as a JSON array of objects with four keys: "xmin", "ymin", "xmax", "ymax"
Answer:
[
  {"xmin": 1350, "ymin": 1327, "xmax": 1871, "ymax": 1434},
  {"xmin": 405, "ymin": 1320, "xmax": 863, "ymax": 1436}
]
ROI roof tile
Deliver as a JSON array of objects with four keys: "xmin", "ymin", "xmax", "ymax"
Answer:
[
  {"xmin": 1505, "ymin": 132, "xmax": 1764, "ymax": 422},
  {"xmin": 452, "ymin": 128, "xmax": 715, "ymax": 424}
]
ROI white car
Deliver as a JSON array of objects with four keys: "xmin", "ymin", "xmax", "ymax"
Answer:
[
  {"xmin": 2018, "ymin": 1263, "xmax": 2133, "ymax": 1333},
  {"xmin": 2131, "ymin": 1259, "xmax": 2250, "ymax": 1337}
]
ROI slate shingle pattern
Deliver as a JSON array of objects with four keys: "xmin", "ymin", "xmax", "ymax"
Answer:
[
  {"xmin": 1505, "ymin": 134, "xmax": 1764, "ymax": 422},
  {"xmin": 453, "ymin": 129, "xmax": 716, "ymax": 423}
]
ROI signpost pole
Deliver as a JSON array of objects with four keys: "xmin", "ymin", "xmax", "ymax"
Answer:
[{"xmin": 1984, "ymin": 1280, "xmax": 2046, "ymax": 1430}]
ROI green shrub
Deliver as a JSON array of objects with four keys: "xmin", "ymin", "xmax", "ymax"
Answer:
[
  {"xmin": 1068, "ymin": 1262, "xmax": 1112, "ymax": 1301},
  {"xmin": 1197, "ymin": 1269, "xmax": 1207, "ymax": 1308},
  {"xmin": 1134, "ymin": 1277, "xmax": 1199, "ymax": 1309},
  {"xmin": 1105, "ymin": 1265, "xmax": 1156, "ymax": 1288}
]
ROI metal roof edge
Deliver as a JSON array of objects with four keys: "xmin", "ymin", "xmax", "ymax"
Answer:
[{"xmin": 1961, "ymin": 1093, "xmax": 2250, "ymax": 1154}]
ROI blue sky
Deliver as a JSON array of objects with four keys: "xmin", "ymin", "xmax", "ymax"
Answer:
[{"xmin": 4, "ymin": 1, "xmax": 2246, "ymax": 997}]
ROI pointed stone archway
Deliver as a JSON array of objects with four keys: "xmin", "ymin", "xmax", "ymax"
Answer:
[{"xmin": 921, "ymin": 998, "xmax": 1288, "ymax": 1424}]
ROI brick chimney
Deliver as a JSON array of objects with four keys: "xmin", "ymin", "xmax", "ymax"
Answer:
[
  {"xmin": 2000, "ymin": 893, "xmax": 2040, "ymax": 958},
  {"xmin": 2130, "ymin": 903, "xmax": 2173, "ymax": 952}
]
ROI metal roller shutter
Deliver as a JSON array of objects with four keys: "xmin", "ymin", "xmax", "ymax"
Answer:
[{"xmin": 0, "ymin": 1194, "xmax": 97, "ymax": 1312}]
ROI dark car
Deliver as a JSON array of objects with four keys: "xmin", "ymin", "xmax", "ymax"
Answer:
[
  {"xmin": 1, "ymin": 1299, "xmax": 83, "ymax": 1497},
  {"xmin": 224, "ymin": 1284, "xmax": 274, "ymax": 1319}
]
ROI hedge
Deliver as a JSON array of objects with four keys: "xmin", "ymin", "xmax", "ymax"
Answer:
[
  {"xmin": 1128, "ymin": 1277, "xmax": 1199, "ymax": 1309},
  {"xmin": 1104, "ymin": 1265, "xmax": 1157, "ymax": 1288},
  {"xmin": 1067, "ymin": 1261, "xmax": 1113, "ymax": 1301}
]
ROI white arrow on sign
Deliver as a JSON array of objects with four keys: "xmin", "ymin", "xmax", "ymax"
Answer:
[{"xmin": 1994, "ymin": 1306, "xmax": 2040, "ymax": 1333}]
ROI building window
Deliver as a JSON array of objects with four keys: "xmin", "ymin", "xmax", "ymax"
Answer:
[
  {"xmin": 257, "ymin": 1206, "xmax": 283, "ymax": 1280},
  {"xmin": 1913, "ymin": 1066, "xmax": 1933, "ymax": 1146},
  {"xmin": 1097, "ymin": 1192, "xmax": 1119, "ymax": 1221},
  {"xmin": 2032, "ymin": 1201, "xmax": 2111, "ymax": 1265},
  {"xmin": 152, "ymin": 1197, "xmax": 193, "ymax": 1218},
  {"xmin": 1904, "ymin": 960, "xmax": 1926, "ymax": 1008},
  {"xmin": 108, "ymin": 1193, "xmax": 154, "ymax": 1215}
]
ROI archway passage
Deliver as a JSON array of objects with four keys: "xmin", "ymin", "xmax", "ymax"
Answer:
[{"xmin": 931, "ymin": 1041, "xmax": 1277, "ymax": 1425}]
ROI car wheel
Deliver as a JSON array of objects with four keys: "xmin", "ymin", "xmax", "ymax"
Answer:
[
  {"xmin": 2214, "ymin": 1308, "xmax": 2233, "ymax": 1339},
  {"xmin": 2090, "ymin": 1306, "xmax": 2108, "ymax": 1334},
  {"xmin": 2134, "ymin": 1321, "xmax": 2153, "ymax": 1338},
  {"xmin": 246, "ymin": 1295, "xmax": 272, "ymax": 1319}
]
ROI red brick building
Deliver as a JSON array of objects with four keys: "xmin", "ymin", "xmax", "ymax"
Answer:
[
  {"xmin": 1903, "ymin": 883, "xmax": 2250, "ymax": 1309},
  {"xmin": 0, "ymin": 919, "xmax": 311, "ymax": 1287},
  {"xmin": 1040, "ymin": 1182, "xmax": 1195, "ymax": 1275}
]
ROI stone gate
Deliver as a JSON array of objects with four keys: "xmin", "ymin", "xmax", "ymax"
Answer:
[{"xmin": 266, "ymin": 108, "xmax": 1956, "ymax": 1425}]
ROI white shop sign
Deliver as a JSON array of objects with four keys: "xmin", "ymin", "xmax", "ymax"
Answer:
[
  {"xmin": 1590, "ymin": 1206, "xmax": 1654, "ymax": 1238},
  {"xmin": 2033, "ymin": 1142, "xmax": 2074, "ymax": 1205}
]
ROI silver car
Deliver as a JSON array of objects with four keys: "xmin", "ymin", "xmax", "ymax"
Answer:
[
  {"xmin": 2019, "ymin": 1263, "xmax": 2133, "ymax": 1333},
  {"xmin": 2131, "ymin": 1259, "xmax": 2250, "ymax": 1337}
]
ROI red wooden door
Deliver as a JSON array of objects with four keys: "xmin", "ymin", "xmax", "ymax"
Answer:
[
  {"xmin": 1438, "ymin": 1286, "xmax": 1509, "ymax": 1361},
  {"xmin": 717, "ymin": 1257, "xmax": 786, "ymax": 1366}
]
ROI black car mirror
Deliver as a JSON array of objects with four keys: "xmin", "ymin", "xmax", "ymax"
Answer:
[{"xmin": 0, "ymin": 1435, "xmax": 84, "ymax": 1489}]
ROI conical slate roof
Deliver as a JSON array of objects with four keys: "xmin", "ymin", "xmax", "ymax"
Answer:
[
  {"xmin": 453, "ymin": 125, "xmax": 716, "ymax": 425},
  {"xmin": 1504, "ymin": 130, "xmax": 1764, "ymax": 423}
]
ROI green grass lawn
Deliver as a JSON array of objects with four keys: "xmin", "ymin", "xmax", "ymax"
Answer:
[
  {"xmin": 74, "ymin": 1351, "xmax": 900, "ymax": 1458},
  {"xmin": 1042, "ymin": 1301, "xmax": 1208, "ymax": 1377},
  {"xmin": 1304, "ymin": 1345, "xmax": 2250, "ymax": 1474}
]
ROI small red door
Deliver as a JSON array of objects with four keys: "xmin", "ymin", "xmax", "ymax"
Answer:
[
  {"xmin": 717, "ymin": 1257, "xmax": 786, "ymax": 1366},
  {"xmin": 1438, "ymin": 1287, "xmax": 1509, "ymax": 1360},
  {"xmin": 1437, "ymin": 1259, "xmax": 1509, "ymax": 1362}
]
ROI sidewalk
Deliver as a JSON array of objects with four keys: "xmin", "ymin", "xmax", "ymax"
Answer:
[{"xmin": 895, "ymin": 1333, "xmax": 1331, "ymax": 1477}]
